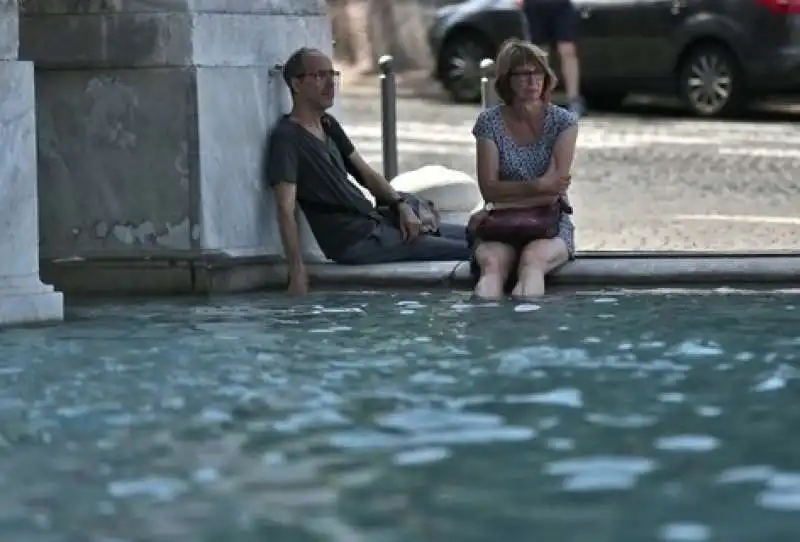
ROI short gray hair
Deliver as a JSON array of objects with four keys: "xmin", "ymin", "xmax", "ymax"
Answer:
[{"xmin": 282, "ymin": 47, "xmax": 323, "ymax": 92}]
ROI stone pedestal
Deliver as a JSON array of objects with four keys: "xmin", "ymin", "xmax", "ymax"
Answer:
[
  {"xmin": 20, "ymin": 0, "xmax": 335, "ymax": 294},
  {"xmin": 0, "ymin": 0, "xmax": 63, "ymax": 325}
]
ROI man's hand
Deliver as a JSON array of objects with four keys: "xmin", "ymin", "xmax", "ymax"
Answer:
[
  {"xmin": 397, "ymin": 203, "xmax": 422, "ymax": 242},
  {"xmin": 416, "ymin": 199, "xmax": 441, "ymax": 234},
  {"xmin": 287, "ymin": 265, "xmax": 309, "ymax": 296}
]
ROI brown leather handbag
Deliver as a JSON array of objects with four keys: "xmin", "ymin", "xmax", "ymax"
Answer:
[{"xmin": 471, "ymin": 199, "xmax": 571, "ymax": 245}]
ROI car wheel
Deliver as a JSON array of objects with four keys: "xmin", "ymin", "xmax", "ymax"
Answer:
[
  {"xmin": 678, "ymin": 44, "xmax": 747, "ymax": 117},
  {"xmin": 582, "ymin": 91, "xmax": 627, "ymax": 111},
  {"xmin": 438, "ymin": 32, "xmax": 494, "ymax": 103}
]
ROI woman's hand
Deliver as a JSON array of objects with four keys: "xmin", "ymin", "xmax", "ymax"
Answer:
[
  {"xmin": 537, "ymin": 158, "xmax": 571, "ymax": 195},
  {"xmin": 539, "ymin": 172, "xmax": 571, "ymax": 195}
]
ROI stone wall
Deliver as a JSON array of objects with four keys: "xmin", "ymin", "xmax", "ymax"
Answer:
[
  {"xmin": 19, "ymin": 0, "xmax": 335, "ymax": 294},
  {"xmin": 0, "ymin": 0, "xmax": 63, "ymax": 323},
  {"xmin": 0, "ymin": 0, "xmax": 17, "ymax": 58}
]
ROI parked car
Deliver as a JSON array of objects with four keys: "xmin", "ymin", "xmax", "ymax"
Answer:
[
  {"xmin": 428, "ymin": 0, "xmax": 527, "ymax": 104},
  {"xmin": 428, "ymin": 0, "xmax": 800, "ymax": 117}
]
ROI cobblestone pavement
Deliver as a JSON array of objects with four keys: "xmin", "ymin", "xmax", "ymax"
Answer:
[{"xmin": 338, "ymin": 93, "xmax": 800, "ymax": 252}]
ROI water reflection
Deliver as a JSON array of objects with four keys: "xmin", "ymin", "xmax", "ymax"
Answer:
[{"xmin": 0, "ymin": 291, "xmax": 798, "ymax": 540}]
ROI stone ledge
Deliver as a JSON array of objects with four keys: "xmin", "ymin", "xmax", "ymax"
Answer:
[
  {"xmin": 40, "ymin": 257, "xmax": 197, "ymax": 296},
  {"xmin": 21, "ymin": 12, "xmax": 327, "ymax": 68},
  {"xmin": 453, "ymin": 254, "xmax": 800, "ymax": 287},
  {"xmin": 254, "ymin": 261, "xmax": 460, "ymax": 289},
  {"xmin": 40, "ymin": 253, "xmax": 800, "ymax": 296},
  {"xmin": 20, "ymin": 13, "xmax": 194, "ymax": 67},
  {"xmin": 21, "ymin": 0, "xmax": 325, "ymax": 15},
  {"xmin": 0, "ymin": 3, "xmax": 18, "ymax": 60}
]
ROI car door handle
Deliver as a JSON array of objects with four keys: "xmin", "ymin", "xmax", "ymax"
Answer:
[{"xmin": 579, "ymin": 6, "xmax": 591, "ymax": 18}]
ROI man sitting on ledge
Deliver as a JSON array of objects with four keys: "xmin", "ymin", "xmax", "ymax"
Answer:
[{"xmin": 266, "ymin": 47, "xmax": 470, "ymax": 295}]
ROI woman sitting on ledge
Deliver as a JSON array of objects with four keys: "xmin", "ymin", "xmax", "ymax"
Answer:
[{"xmin": 468, "ymin": 39, "xmax": 579, "ymax": 299}]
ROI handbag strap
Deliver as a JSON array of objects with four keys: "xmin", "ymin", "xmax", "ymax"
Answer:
[{"xmin": 322, "ymin": 115, "xmax": 370, "ymax": 190}]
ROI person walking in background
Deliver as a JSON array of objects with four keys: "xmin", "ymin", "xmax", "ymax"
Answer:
[{"xmin": 522, "ymin": 0, "xmax": 585, "ymax": 116}]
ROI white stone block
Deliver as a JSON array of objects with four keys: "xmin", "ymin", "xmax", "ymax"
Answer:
[
  {"xmin": 0, "ymin": 280, "xmax": 64, "ymax": 326},
  {"xmin": 391, "ymin": 165, "xmax": 482, "ymax": 213},
  {"xmin": 0, "ymin": 60, "xmax": 63, "ymax": 325}
]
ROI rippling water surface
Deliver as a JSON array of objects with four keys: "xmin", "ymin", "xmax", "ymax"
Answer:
[{"xmin": 0, "ymin": 290, "xmax": 799, "ymax": 541}]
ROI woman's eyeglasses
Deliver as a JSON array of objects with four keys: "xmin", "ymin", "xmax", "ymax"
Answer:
[{"xmin": 510, "ymin": 70, "xmax": 545, "ymax": 82}]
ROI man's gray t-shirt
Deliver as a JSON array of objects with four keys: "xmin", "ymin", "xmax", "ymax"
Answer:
[{"xmin": 264, "ymin": 115, "xmax": 381, "ymax": 260}]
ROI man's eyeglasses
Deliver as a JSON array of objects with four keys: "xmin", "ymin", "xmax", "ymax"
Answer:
[{"xmin": 299, "ymin": 70, "xmax": 342, "ymax": 83}]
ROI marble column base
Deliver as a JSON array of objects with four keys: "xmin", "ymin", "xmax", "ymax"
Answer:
[
  {"xmin": 0, "ymin": 59, "xmax": 64, "ymax": 326},
  {"xmin": 0, "ymin": 275, "xmax": 63, "ymax": 326}
]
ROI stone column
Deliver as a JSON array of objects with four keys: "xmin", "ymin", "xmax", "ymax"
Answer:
[
  {"xmin": 20, "ymin": 0, "xmax": 335, "ymax": 295},
  {"xmin": 0, "ymin": 0, "xmax": 63, "ymax": 325}
]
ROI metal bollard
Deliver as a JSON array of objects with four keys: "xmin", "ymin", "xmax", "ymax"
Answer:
[
  {"xmin": 479, "ymin": 58, "xmax": 497, "ymax": 109},
  {"xmin": 378, "ymin": 55, "xmax": 399, "ymax": 181}
]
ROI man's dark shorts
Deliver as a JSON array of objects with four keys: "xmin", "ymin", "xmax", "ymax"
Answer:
[{"xmin": 523, "ymin": 0, "xmax": 578, "ymax": 45}]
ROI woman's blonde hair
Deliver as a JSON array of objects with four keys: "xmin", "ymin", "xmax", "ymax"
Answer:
[{"xmin": 493, "ymin": 38, "xmax": 557, "ymax": 104}]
